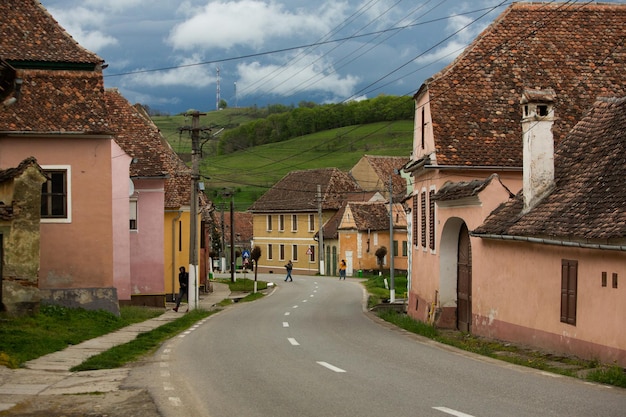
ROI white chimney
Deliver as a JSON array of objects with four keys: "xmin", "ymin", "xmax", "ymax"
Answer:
[{"xmin": 520, "ymin": 89, "xmax": 556, "ymax": 212}]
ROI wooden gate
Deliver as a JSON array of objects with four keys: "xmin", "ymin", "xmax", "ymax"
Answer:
[{"xmin": 457, "ymin": 224, "xmax": 472, "ymax": 332}]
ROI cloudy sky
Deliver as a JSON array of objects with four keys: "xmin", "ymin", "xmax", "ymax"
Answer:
[{"xmin": 39, "ymin": 0, "xmax": 624, "ymax": 115}]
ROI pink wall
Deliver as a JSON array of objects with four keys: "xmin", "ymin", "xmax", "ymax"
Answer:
[
  {"xmin": 130, "ymin": 178, "xmax": 165, "ymax": 295},
  {"xmin": 0, "ymin": 135, "xmax": 115, "ymax": 289},
  {"xmin": 111, "ymin": 141, "xmax": 132, "ymax": 301},
  {"xmin": 472, "ymin": 239, "xmax": 626, "ymax": 366}
]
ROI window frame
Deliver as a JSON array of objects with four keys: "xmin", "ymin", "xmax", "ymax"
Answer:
[
  {"xmin": 41, "ymin": 165, "xmax": 72, "ymax": 223},
  {"xmin": 291, "ymin": 214, "xmax": 298, "ymax": 232},
  {"xmin": 129, "ymin": 198, "xmax": 138, "ymax": 231},
  {"xmin": 266, "ymin": 215, "xmax": 273, "ymax": 231},
  {"xmin": 560, "ymin": 259, "xmax": 578, "ymax": 325}
]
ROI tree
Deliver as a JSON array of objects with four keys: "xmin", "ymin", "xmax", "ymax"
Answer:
[
  {"xmin": 251, "ymin": 246, "xmax": 262, "ymax": 293},
  {"xmin": 219, "ymin": 99, "xmax": 228, "ymax": 110},
  {"xmin": 375, "ymin": 246, "xmax": 387, "ymax": 275}
]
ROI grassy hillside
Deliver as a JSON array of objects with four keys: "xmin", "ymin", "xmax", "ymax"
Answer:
[{"xmin": 153, "ymin": 110, "xmax": 413, "ymax": 211}]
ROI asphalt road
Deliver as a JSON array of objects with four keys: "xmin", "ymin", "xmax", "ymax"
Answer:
[{"xmin": 138, "ymin": 275, "xmax": 626, "ymax": 417}]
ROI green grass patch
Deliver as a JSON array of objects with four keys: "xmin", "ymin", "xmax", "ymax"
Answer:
[
  {"xmin": 586, "ymin": 365, "xmax": 626, "ymax": 388},
  {"xmin": 363, "ymin": 274, "xmax": 408, "ymax": 307},
  {"xmin": 0, "ymin": 305, "xmax": 162, "ymax": 368},
  {"xmin": 216, "ymin": 277, "xmax": 268, "ymax": 292},
  {"xmin": 71, "ymin": 309, "xmax": 214, "ymax": 371},
  {"xmin": 378, "ymin": 310, "xmax": 438, "ymax": 338}
]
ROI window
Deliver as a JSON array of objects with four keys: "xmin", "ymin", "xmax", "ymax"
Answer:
[
  {"xmin": 279, "ymin": 214, "xmax": 285, "ymax": 231},
  {"xmin": 129, "ymin": 199, "xmax": 138, "ymax": 230},
  {"xmin": 560, "ymin": 259, "xmax": 578, "ymax": 325},
  {"xmin": 421, "ymin": 107, "xmax": 426, "ymax": 149},
  {"xmin": 393, "ymin": 240, "xmax": 398, "ymax": 256},
  {"xmin": 420, "ymin": 192, "xmax": 426, "ymax": 247},
  {"xmin": 267, "ymin": 244, "xmax": 273, "ymax": 260},
  {"xmin": 279, "ymin": 244, "xmax": 285, "ymax": 260},
  {"xmin": 292, "ymin": 245, "xmax": 298, "ymax": 261},
  {"xmin": 291, "ymin": 215, "xmax": 298, "ymax": 232},
  {"xmin": 41, "ymin": 167, "xmax": 71, "ymax": 222},
  {"xmin": 429, "ymin": 189, "xmax": 436, "ymax": 250},
  {"xmin": 402, "ymin": 241, "xmax": 408, "ymax": 257},
  {"xmin": 309, "ymin": 245, "xmax": 315, "ymax": 262},
  {"xmin": 266, "ymin": 215, "xmax": 273, "ymax": 231},
  {"xmin": 309, "ymin": 214, "xmax": 315, "ymax": 231}
]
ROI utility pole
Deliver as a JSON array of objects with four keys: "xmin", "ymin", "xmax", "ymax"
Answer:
[
  {"xmin": 389, "ymin": 174, "xmax": 396, "ymax": 303},
  {"xmin": 178, "ymin": 111, "xmax": 208, "ymax": 311},
  {"xmin": 317, "ymin": 184, "xmax": 325, "ymax": 275}
]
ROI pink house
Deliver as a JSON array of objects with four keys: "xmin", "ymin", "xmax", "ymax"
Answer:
[
  {"xmin": 471, "ymin": 95, "xmax": 626, "ymax": 366},
  {"xmin": 0, "ymin": 0, "xmax": 129, "ymax": 313},
  {"xmin": 403, "ymin": 2, "xmax": 626, "ymax": 360},
  {"xmin": 105, "ymin": 89, "xmax": 168, "ymax": 307}
]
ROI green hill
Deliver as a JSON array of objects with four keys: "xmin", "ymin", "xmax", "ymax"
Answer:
[{"xmin": 153, "ymin": 111, "xmax": 413, "ymax": 211}]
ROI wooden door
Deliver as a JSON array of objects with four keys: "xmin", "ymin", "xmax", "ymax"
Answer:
[{"xmin": 457, "ymin": 224, "xmax": 472, "ymax": 332}]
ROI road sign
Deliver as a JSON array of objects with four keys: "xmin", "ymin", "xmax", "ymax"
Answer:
[
  {"xmin": 242, "ymin": 249, "xmax": 250, "ymax": 259},
  {"xmin": 306, "ymin": 247, "xmax": 312, "ymax": 255}
]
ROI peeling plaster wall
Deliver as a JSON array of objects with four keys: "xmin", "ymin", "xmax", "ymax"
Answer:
[{"xmin": 1, "ymin": 165, "xmax": 46, "ymax": 314}]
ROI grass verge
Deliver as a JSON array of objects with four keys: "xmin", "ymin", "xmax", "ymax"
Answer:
[
  {"xmin": 0, "ymin": 305, "xmax": 162, "ymax": 368},
  {"xmin": 71, "ymin": 309, "xmax": 215, "ymax": 371},
  {"xmin": 367, "ymin": 277, "xmax": 626, "ymax": 389}
]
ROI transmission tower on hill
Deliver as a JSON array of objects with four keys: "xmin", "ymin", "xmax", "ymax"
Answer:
[{"xmin": 216, "ymin": 66, "xmax": 221, "ymax": 111}]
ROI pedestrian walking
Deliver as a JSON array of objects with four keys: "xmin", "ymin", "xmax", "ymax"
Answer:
[
  {"xmin": 339, "ymin": 259, "xmax": 347, "ymax": 280},
  {"xmin": 173, "ymin": 266, "xmax": 189, "ymax": 312},
  {"xmin": 284, "ymin": 260, "xmax": 293, "ymax": 282}
]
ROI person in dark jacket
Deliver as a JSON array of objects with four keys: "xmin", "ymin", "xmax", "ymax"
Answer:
[
  {"xmin": 173, "ymin": 266, "xmax": 189, "ymax": 312},
  {"xmin": 284, "ymin": 260, "xmax": 293, "ymax": 282}
]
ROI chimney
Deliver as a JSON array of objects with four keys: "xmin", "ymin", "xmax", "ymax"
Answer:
[{"xmin": 520, "ymin": 88, "xmax": 556, "ymax": 212}]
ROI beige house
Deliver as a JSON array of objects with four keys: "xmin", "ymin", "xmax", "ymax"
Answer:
[
  {"xmin": 323, "ymin": 201, "xmax": 407, "ymax": 277},
  {"xmin": 248, "ymin": 168, "xmax": 362, "ymax": 276}
]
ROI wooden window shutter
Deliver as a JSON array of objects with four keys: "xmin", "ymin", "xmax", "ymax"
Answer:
[
  {"xmin": 429, "ymin": 189, "xmax": 436, "ymax": 250},
  {"xmin": 560, "ymin": 259, "xmax": 578, "ymax": 325},
  {"xmin": 420, "ymin": 192, "xmax": 426, "ymax": 247},
  {"xmin": 412, "ymin": 195, "xmax": 419, "ymax": 246}
]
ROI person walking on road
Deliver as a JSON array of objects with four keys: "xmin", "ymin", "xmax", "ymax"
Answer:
[
  {"xmin": 173, "ymin": 266, "xmax": 189, "ymax": 312},
  {"xmin": 284, "ymin": 260, "xmax": 293, "ymax": 282},
  {"xmin": 339, "ymin": 259, "xmax": 347, "ymax": 280}
]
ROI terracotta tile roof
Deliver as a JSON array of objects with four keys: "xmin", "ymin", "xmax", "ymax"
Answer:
[
  {"xmin": 0, "ymin": 0, "xmax": 102, "ymax": 65},
  {"xmin": 248, "ymin": 168, "xmax": 363, "ymax": 213},
  {"xmin": 355, "ymin": 155, "xmax": 408, "ymax": 195},
  {"xmin": 345, "ymin": 202, "xmax": 393, "ymax": 231},
  {"xmin": 0, "ymin": 1, "xmax": 108, "ymax": 134},
  {"xmin": 105, "ymin": 89, "xmax": 169, "ymax": 178},
  {"xmin": 0, "ymin": 69, "xmax": 108, "ymax": 133},
  {"xmin": 222, "ymin": 211, "xmax": 254, "ymax": 245},
  {"xmin": 433, "ymin": 174, "xmax": 514, "ymax": 202},
  {"xmin": 421, "ymin": 2, "xmax": 626, "ymax": 168},
  {"xmin": 474, "ymin": 96, "xmax": 626, "ymax": 241}
]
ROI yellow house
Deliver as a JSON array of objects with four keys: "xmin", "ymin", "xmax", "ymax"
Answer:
[
  {"xmin": 249, "ymin": 168, "xmax": 362, "ymax": 276},
  {"xmin": 324, "ymin": 201, "xmax": 407, "ymax": 277}
]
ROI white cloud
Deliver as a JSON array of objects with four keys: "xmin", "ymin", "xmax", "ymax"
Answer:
[
  {"xmin": 168, "ymin": 0, "xmax": 346, "ymax": 51},
  {"xmin": 47, "ymin": 6, "xmax": 118, "ymax": 51},
  {"xmin": 235, "ymin": 53, "xmax": 360, "ymax": 98},
  {"xmin": 121, "ymin": 55, "xmax": 215, "ymax": 88}
]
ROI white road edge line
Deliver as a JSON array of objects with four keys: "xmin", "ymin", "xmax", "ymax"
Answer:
[
  {"xmin": 433, "ymin": 406, "xmax": 476, "ymax": 417},
  {"xmin": 316, "ymin": 361, "xmax": 346, "ymax": 373},
  {"xmin": 288, "ymin": 338, "xmax": 300, "ymax": 346}
]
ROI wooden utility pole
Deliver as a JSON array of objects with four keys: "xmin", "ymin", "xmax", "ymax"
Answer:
[{"xmin": 178, "ymin": 111, "xmax": 208, "ymax": 310}]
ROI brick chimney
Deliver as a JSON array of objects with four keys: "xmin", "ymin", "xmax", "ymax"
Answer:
[{"xmin": 520, "ymin": 88, "xmax": 556, "ymax": 212}]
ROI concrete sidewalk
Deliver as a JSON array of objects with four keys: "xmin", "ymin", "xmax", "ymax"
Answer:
[{"xmin": 0, "ymin": 282, "xmax": 231, "ymax": 412}]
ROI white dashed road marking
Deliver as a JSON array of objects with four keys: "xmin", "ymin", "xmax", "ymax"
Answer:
[
  {"xmin": 288, "ymin": 338, "xmax": 300, "ymax": 346},
  {"xmin": 433, "ymin": 406, "xmax": 476, "ymax": 417},
  {"xmin": 317, "ymin": 361, "xmax": 346, "ymax": 373},
  {"xmin": 283, "ymin": 322, "xmax": 289, "ymax": 327}
]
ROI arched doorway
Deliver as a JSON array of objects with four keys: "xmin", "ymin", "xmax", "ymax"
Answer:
[{"xmin": 457, "ymin": 223, "xmax": 472, "ymax": 332}]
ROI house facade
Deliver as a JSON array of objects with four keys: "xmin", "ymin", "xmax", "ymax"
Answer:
[
  {"xmin": 403, "ymin": 2, "xmax": 626, "ymax": 333},
  {"xmin": 326, "ymin": 201, "xmax": 407, "ymax": 277},
  {"xmin": 471, "ymin": 95, "xmax": 626, "ymax": 366},
  {"xmin": 0, "ymin": 0, "xmax": 126, "ymax": 314},
  {"xmin": 249, "ymin": 168, "xmax": 362, "ymax": 276}
]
